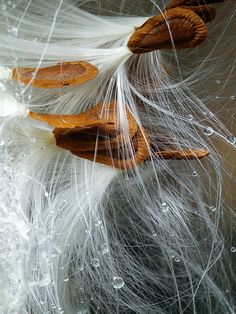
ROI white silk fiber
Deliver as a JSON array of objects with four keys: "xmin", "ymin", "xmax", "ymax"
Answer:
[{"xmin": 0, "ymin": 1, "xmax": 235, "ymax": 314}]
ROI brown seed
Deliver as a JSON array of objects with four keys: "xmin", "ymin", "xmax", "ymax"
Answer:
[
  {"xmin": 12, "ymin": 61, "xmax": 99, "ymax": 88},
  {"xmin": 166, "ymin": 0, "xmax": 223, "ymax": 8},
  {"xmin": 152, "ymin": 149, "xmax": 209, "ymax": 160},
  {"xmin": 29, "ymin": 101, "xmax": 138, "ymax": 153},
  {"xmin": 180, "ymin": 5, "xmax": 216, "ymax": 23},
  {"xmin": 29, "ymin": 103, "xmax": 209, "ymax": 170},
  {"xmin": 165, "ymin": 0, "xmax": 217, "ymax": 23},
  {"xmin": 182, "ymin": 0, "xmax": 223, "ymax": 5},
  {"xmin": 166, "ymin": 0, "xmax": 223, "ymax": 23},
  {"xmin": 70, "ymin": 127, "xmax": 150, "ymax": 170},
  {"xmin": 127, "ymin": 8, "xmax": 208, "ymax": 54}
]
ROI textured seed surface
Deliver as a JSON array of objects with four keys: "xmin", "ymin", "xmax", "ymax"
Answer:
[
  {"xmin": 127, "ymin": 8, "xmax": 208, "ymax": 54},
  {"xmin": 29, "ymin": 102, "xmax": 209, "ymax": 169},
  {"xmin": 12, "ymin": 61, "xmax": 99, "ymax": 88}
]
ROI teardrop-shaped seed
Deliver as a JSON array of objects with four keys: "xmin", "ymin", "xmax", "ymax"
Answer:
[{"xmin": 127, "ymin": 8, "xmax": 208, "ymax": 54}]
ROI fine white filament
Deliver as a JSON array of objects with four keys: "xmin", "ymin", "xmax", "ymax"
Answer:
[{"xmin": 0, "ymin": 1, "xmax": 235, "ymax": 314}]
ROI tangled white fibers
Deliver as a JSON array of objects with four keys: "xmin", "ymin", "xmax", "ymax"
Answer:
[{"xmin": 0, "ymin": 0, "xmax": 235, "ymax": 313}]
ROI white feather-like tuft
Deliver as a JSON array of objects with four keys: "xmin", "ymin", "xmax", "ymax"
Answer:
[
  {"xmin": 0, "ymin": 92, "xmax": 29, "ymax": 117},
  {"xmin": 0, "ymin": 65, "xmax": 11, "ymax": 81},
  {"xmin": 0, "ymin": 1, "xmax": 235, "ymax": 314}
]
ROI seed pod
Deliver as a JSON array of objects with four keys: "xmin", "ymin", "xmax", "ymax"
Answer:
[
  {"xmin": 127, "ymin": 8, "xmax": 208, "ymax": 54},
  {"xmin": 12, "ymin": 61, "xmax": 99, "ymax": 88}
]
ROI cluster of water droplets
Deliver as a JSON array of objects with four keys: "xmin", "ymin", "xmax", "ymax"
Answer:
[
  {"xmin": 0, "ymin": 161, "xmax": 31, "ymax": 313},
  {"xmin": 203, "ymin": 124, "xmax": 236, "ymax": 147}
]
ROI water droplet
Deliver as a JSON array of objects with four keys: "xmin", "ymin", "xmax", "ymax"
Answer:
[
  {"xmin": 226, "ymin": 135, "xmax": 236, "ymax": 144},
  {"xmin": 112, "ymin": 276, "xmax": 124, "ymax": 289},
  {"xmin": 192, "ymin": 171, "xmax": 198, "ymax": 177},
  {"xmin": 98, "ymin": 243, "xmax": 109, "ymax": 255},
  {"xmin": 187, "ymin": 114, "xmax": 193, "ymax": 121},
  {"xmin": 45, "ymin": 191, "xmax": 49, "ymax": 197},
  {"xmin": 8, "ymin": 26, "xmax": 18, "ymax": 36},
  {"xmin": 0, "ymin": 82, "xmax": 6, "ymax": 91},
  {"xmin": 231, "ymin": 246, "xmax": 236, "ymax": 253},
  {"xmin": 161, "ymin": 202, "xmax": 169, "ymax": 212},
  {"xmin": 210, "ymin": 206, "xmax": 216, "ymax": 212},
  {"xmin": 95, "ymin": 220, "xmax": 103, "ymax": 227},
  {"xmin": 91, "ymin": 258, "xmax": 100, "ymax": 268},
  {"xmin": 152, "ymin": 231, "xmax": 157, "ymax": 237},
  {"xmin": 174, "ymin": 256, "xmax": 180, "ymax": 263},
  {"xmin": 204, "ymin": 127, "xmax": 214, "ymax": 136},
  {"xmin": 125, "ymin": 174, "xmax": 130, "ymax": 180},
  {"xmin": 216, "ymin": 80, "xmax": 221, "ymax": 85},
  {"xmin": 30, "ymin": 137, "xmax": 36, "ymax": 143},
  {"xmin": 208, "ymin": 111, "xmax": 214, "ymax": 117},
  {"xmin": 230, "ymin": 96, "xmax": 235, "ymax": 100},
  {"xmin": 63, "ymin": 277, "xmax": 69, "ymax": 282}
]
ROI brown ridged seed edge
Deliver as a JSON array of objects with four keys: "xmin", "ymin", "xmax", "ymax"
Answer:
[{"xmin": 165, "ymin": 0, "xmax": 219, "ymax": 23}]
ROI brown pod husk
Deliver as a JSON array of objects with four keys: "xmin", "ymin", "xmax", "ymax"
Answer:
[
  {"xmin": 12, "ymin": 61, "xmax": 99, "ymax": 89},
  {"xmin": 127, "ymin": 8, "xmax": 208, "ymax": 54}
]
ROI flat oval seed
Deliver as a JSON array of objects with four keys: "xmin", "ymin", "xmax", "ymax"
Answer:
[{"xmin": 12, "ymin": 61, "xmax": 99, "ymax": 88}]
